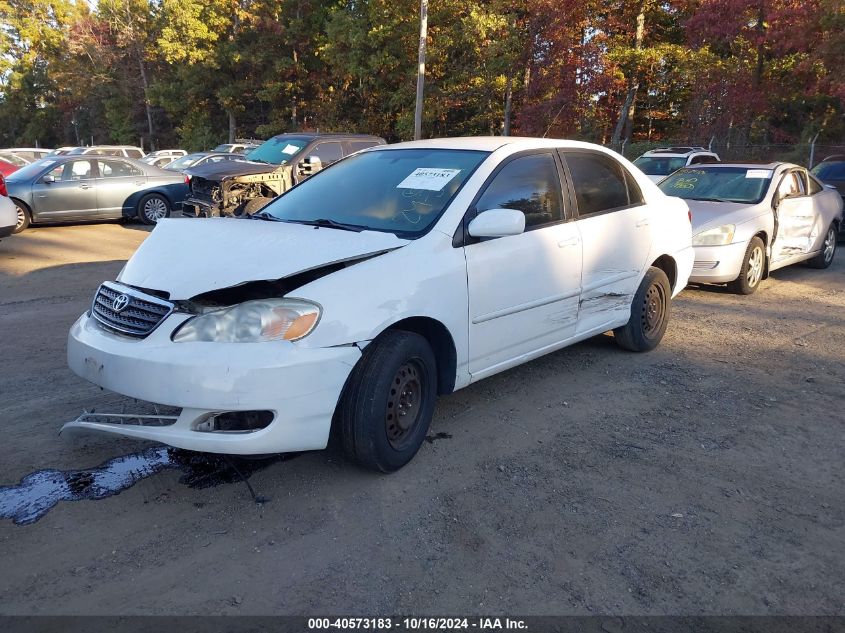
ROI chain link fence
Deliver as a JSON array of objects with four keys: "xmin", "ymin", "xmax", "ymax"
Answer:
[{"xmin": 613, "ymin": 140, "xmax": 845, "ymax": 169}]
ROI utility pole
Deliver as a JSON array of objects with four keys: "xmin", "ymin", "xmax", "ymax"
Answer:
[{"xmin": 414, "ymin": 0, "xmax": 428, "ymax": 140}]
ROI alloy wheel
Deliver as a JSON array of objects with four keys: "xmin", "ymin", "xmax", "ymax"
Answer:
[
  {"xmin": 143, "ymin": 197, "xmax": 168, "ymax": 223},
  {"xmin": 746, "ymin": 245, "xmax": 764, "ymax": 287},
  {"xmin": 15, "ymin": 204, "xmax": 26, "ymax": 230},
  {"xmin": 823, "ymin": 227, "xmax": 836, "ymax": 263}
]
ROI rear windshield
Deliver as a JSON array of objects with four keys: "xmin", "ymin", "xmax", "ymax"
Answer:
[
  {"xmin": 165, "ymin": 153, "xmax": 207, "ymax": 170},
  {"xmin": 633, "ymin": 156, "xmax": 688, "ymax": 176},
  {"xmin": 659, "ymin": 167, "xmax": 773, "ymax": 204},
  {"xmin": 811, "ymin": 161, "xmax": 845, "ymax": 180}
]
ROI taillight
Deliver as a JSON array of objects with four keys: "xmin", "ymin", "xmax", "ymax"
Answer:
[
  {"xmin": 0, "ymin": 174, "xmax": 7, "ymax": 197},
  {"xmin": 184, "ymin": 175, "xmax": 191, "ymax": 185},
  {"xmin": 688, "ymin": 209, "xmax": 692, "ymax": 223}
]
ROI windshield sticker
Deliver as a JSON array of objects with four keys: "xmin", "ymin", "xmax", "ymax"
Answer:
[
  {"xmin": 397, "ymin": 168, "xmax": 461, "ymax": 191},
  {"xmin": 281, "ymin": 144, "xmax": 300, "ymax": 155},
  {"xmin": 746, "ymin": 169, "xmax": 772, "ymax": 179}
]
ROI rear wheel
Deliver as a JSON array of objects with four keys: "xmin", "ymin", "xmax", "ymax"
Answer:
[
  {"xmin": 614, "ymin": 266, "xmax": 671, "ymax": 352},
  {"xmin": 137, "ymin": 193, "xmax": 170, "ymax": 225},
  {"xmin": 727, "ymin": 236, "xmax": 765, "ymax": 294},
  {"xmin": 806, "ymin": 224, "xmax": 837, "ymax": 269},
  {"xmin": 12, "ymin": 200, "xmax": 30, "ymax": 234},
  {"xmin": 338, "ymin": 330, "xmax": 437, "ymax": 472}
]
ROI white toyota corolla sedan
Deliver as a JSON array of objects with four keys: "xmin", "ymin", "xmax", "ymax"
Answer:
[
  {"xmin": 67, "ymin": 137, "xmax": 693, "ymax": 472},
  {"xmin": 659, "ymin": 163, "xmax": 842, "ymax": 294}
]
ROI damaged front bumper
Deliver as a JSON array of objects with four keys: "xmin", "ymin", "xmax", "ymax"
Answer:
[
  {"xmin": 182, "ymin": 197, "xmax": 221, "ymax": 218},
  {"xmin": 689, "ymin": 241, "xmax": 749, "ymax": 284},
  {"xmin": 66, "ymin": 312, "xmax": 361, "ymax": 454}
]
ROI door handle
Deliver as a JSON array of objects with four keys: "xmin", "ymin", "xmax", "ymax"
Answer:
[
  {"xmin": 636, "ymin": 218, "xmax": 649, "ymax": 227},
  {"xmin": 79, "ymin": 183, "xmax": 91, "ymax": 190},
  {"xmin": 134, "ymin": 181, "xmax": 145, "ymax": 186},
  {"xmin": 558, "ymin": 237, "xmax": 580, "ymax": 248}
]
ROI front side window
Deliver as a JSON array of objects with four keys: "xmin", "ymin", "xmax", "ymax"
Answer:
[
  {"xmin": 309, "ymin": 142, "xmax": 344, "ymax": 165},
  {"xmin": 257, "ymin": 148, "xmax": 489, "ymax": 238},
  {"xmin": 777, "ymin": 171, "xmax": 805, "ymax": 200},
  {"xmin": 475, "ymin": 153, "xmax": 563, "ymax": 229},
  {"xmin": 565, "ymin": 152, "xmax": 631, "ymax": 215},
  {"xmin": 67, "ymin": 160, "xmax": 93, "ymax": 180}
]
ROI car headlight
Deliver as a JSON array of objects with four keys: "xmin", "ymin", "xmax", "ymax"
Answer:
[
  {"xmin": 692, "ymin": 224, "xmax": 736, "ymax": 246},
  {"xmin": 172, "ymin": 299, "xmax": 320, "ymax": 343}
]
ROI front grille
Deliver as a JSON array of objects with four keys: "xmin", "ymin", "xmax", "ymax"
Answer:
[{"xmin": 91, "ymin": 282, "xmax": 174, "ymax": 337}]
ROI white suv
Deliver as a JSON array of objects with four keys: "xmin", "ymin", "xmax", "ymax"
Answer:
[{"xmin": 634, "ymin": 147, "xmax": 720, "ymax": 183}]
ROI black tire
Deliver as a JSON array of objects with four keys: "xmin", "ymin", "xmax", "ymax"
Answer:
[
  {"xmin": 727, "ymin": 236, "xmax": 766, "ymax": 294},
  {"xmin": 614, "ymin": 266, "xmax": 672, "ymax": 352},
  {"xmin": 805, "ymin": 223, "xmax": 837, "ymax": 269},
  {"xmin": 243, "ymin": 196, "xmax": 274, "ymax": 215},
  {"xmin": 12, "ymin": 199, "xmax": 30, "ymax": 234},
  {"xmin": 338, "ymin": 330, "xmax": 437, "ymax": 473},
  {"xmin": 137, "ymin": 193, "xmax": 171, "ymax": 225}
]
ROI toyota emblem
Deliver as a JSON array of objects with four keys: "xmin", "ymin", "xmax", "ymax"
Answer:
[{"xmin": 112, "ymin": 294, "xmax": 131, "ymax": 313}]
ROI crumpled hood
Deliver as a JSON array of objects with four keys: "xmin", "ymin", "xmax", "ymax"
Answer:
[
  {"xmin": 118, "ymin": 218, "xmax": 409, "ymax": 300},
  {"xmin": 687, "ymin": 199, "xmax": 768, "ymax": 235},
  {"xmin": 186, "ymin": 160, "xmax": 281, "ymax": 180}
]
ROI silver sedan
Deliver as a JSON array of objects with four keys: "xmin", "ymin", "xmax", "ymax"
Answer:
[
  {"xmin": 5, "ymin": 156, "xmax": 188, "ymax": 233},
  {"xmin": 659, "ymin": 163, "xmax": 843, "ymax": 294}
]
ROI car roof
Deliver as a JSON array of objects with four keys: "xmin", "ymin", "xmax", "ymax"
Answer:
[
  {"xmin": 372, "ymin": 136, "xmax": 628, "ymax": 154},
  {"xmin": 641, "ymin": 147, "xmax": 716, "ymax": 157},
  {"xmin": 271, "ymin": 132, "xmax": 384, "ymax": 141}
]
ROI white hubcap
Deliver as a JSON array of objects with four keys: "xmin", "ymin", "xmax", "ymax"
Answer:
[
  {"xmin": 15, "ymin": 205, "xmax": 25, "ymax": 229},
  {"xmin": 747, "ymin": 246, "xmax": 764, "ymax": 287},
  {"xmin": 144, "ymin": 197, "xmax": 168, "ymax": 222}
]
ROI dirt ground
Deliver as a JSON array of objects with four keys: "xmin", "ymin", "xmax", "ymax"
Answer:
[{"xmin": 0, "ymin": 222, "xmax": 843, "ymax": 615}]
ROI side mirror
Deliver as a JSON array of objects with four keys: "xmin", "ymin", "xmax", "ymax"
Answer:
[
  {"xmin": 467, "ymin": 208, "xmax": 526, "ymax": 238},
  {"xmin": 297, "ymin": 156, "xmax": 323, "ymax": 177},
  {"xmin": 42, "ymin": 174, "xmax": 55, "ymax": 184}
]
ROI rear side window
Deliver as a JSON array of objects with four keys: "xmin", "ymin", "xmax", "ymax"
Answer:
[
  {"xmin": 126, "ymin": 149, "xmax": 143, "ymax": 159},
  {"xmin": 808, "ymin": 175, "xmax": 824, "ymax": 195},
  {"xmin": 97, "ymin": 160, "xmax": 143, "ymax": 178},
  {"xmin": 564, "ymin": 152, "xmax": 636, "ymax": 215},
  {"xmin": 475, "ymin": 153, "xmax": 563, "ymax": 229}
]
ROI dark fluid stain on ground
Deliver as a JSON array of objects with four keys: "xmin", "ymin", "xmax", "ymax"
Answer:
[
  {"xmin": 0, "ymin": 447, "xmax": 290, "ymax": 526},
  {"xmin": 425, "ymin": 432, "xmax": 453, "ymax": 444}
]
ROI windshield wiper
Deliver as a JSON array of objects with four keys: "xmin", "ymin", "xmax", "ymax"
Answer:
[
  {"xmin": 248, "ymin": 214, "xmax": 364, "ymax": 232},
  {"xmin": 687, "ymin": 197, "xmax": 738, "ymax": 203},
  {"xmin": 292, "ymin": 218, "xmax": 365, "ymax": 232}
]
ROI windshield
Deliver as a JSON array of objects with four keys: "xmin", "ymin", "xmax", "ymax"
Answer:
[
  {"xmin": 659, "ymin": 167, "xmax": 773, "ymax": 203},
  {"xmin": 244, "ymin": 136, "xmax": 310, "ymax": 165},
  {"xmin": 5, "ymin": 158, "xmax": 60, "ymax": 182},
  {"xmin": 811, "ymin": 161, "xmax": 845, "ymax": 180},
  {"xmin": 257, "ymin": 148, "xmax": 489, "ymax": 237},
  {"xmin": 633, "ymin": 156, "xmax": 688, "ymax": 176},
  {"xmin": 165, "ymin": 153, "xmax": 207, "ymax": 170}
]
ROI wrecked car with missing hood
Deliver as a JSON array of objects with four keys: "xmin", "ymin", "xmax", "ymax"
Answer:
[
  {"xmin": 182, "ymin": 133, "xmax": 385, "ymax": 218},
  {"xmin": 66, "ymin": 137, "xmax": 694, "ymax": 472}
]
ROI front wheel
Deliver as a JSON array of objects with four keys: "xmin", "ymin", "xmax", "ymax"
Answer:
[
  {"xmin": 137, "ymin": 193, "xmax": 171, "ymax": 225},
  {"xmin": 338, "ymin": 330, "xmax": 437, "ymax": 472},
  {"xmin": 614, "ymin": 266, "xmax": 671, "ymax": 352},
  {"xmin": 12, "ymin": 200, "xmax": 30, "ymax": 234},
  {"xmin": 806, "ymin": 223, "xmax": 837, "ymax": 269},
  {"xmin": 728, "ymin": 236, "xmax": 765, "ymax": 294}
]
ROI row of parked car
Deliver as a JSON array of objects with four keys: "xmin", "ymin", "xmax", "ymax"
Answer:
[{"xmin": 21, "ymin": 134, "xmax": 834, "ymax": 473}]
